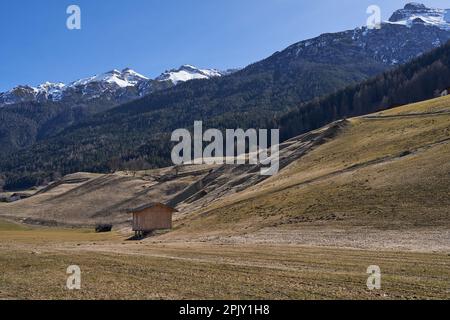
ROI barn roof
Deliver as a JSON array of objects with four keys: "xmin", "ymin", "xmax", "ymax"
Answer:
[{"xmin": 127, "ymin": 202, "xmax": 179, "ymax": 214}]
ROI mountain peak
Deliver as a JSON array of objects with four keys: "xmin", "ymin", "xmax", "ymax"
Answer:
[
  {"xmin": 70, "ymin": 68, "xmax": 149, "ymax": 89},
  {"xmin": 180, "ymin": 64, "xmax": 197, "ymax": 70},
  {"xmin": 106, "ymin": 69, "xmax": 121, "ymax": 74},
  {"xmin": 122, "ymin": 67, "xmax": 136, "ymax": 74},
  {"xmin": 404, "ymin": 2, "xmax": 426, "ymax": 10},
  {"xmin": 37, "ymin": 81, "xmax": 65, "ymax": 89},
  {"xmin": 156, "ymin": 65, "xmax": 224, "ymax": 85},
  {"xmin": 388, "ymin": 2, "xmax": 450, "ymax": 30}
]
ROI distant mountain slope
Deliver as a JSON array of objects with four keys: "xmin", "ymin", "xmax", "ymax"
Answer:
[
  {"xmin": 0, "ymin": 65, "xmax": 226, "ymax": 107},
  {"xmin": 0, "ymin": 66, "xmax": 226, "ymax": 153},
  {"xmin": 155, "ymin": 65, "xmax": 227, "ymax": 85},
  {"xmin": 1, "ymin": 3, "xmax": 450, "ymax": 190},
  {"xmin": 388, "ymin": 2, "xmax": 449, "ymax": 29}
]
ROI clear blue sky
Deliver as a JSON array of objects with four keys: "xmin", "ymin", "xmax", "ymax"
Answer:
[{"xmin": 0, "ymin": 0, "xmax": 448, "ymax": 91}]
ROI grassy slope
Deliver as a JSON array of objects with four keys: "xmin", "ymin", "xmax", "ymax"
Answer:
[
  {"xmin": 171, "ymin": 96, "xmax": 450, "ymax": 236},
  {"xmin": 0, "ymin": 219, "xmax": 30, "ymax": 232},
  {"xmin": 0, "ymin": 167, "xmax": 209, "ymax": 226}
]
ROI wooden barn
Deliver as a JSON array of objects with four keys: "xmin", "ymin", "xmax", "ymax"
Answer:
[{"xmin": 127, "ymin": 203, "xmax": 178, "ymax": 237}]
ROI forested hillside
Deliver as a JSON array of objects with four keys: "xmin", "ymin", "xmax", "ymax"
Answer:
[
  {"xmin": 1, "ymin": 30, "xmax": 449, "ymax": 190},
  {"xmin": 280, "ymin": 41, "xmax": 450, "ymax": 139}
]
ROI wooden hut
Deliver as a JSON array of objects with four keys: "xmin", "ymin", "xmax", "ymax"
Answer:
[{"xmin": 127, "ymin": 203, "xmax": 178, "ymax": 237}]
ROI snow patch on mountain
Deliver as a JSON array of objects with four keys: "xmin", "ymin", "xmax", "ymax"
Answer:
[
  {"xmin": 156, "ymin": 65, "xmax": 224, "ymax": 85},
  {"xmin": 0, "ymin": 65, "xmax": 231, "ymax": 106},
  {"xmin": 71, "ymin": 68, "xmax": 149, "ymax": 88},
  {"xmin": 0, "ymin": 82, "xmax": 67, "ymax": 105},
  {"xmin": 387, "ymin": 2, "xmax": 450, "ymax": 30},
  {"xmin": 37, "ymin": 82, "xmax": 66, "ymax": 101}
]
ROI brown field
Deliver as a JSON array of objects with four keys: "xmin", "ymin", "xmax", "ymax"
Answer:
[{"xmin": 0, "ymin": 222, "xmax": 448, "ymax": 300}]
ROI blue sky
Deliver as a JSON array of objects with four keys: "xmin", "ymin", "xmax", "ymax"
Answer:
[{"xmin": 0, "ymin": 0, "xmax": 448, "ymax": 91}]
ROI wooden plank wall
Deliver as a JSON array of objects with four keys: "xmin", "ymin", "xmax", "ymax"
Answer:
[{"xmin": 132, "ymin": 206, "xmax": 172, "ymax": 231}]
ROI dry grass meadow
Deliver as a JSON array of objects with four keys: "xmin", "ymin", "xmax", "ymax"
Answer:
[{"xmin": 0, "ymin": 221, "xmax": 449, "ymax": 300}]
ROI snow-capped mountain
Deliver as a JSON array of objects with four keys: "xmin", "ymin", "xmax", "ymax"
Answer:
[
  {"xmin": 60, "ymin": 68, "xmax": 153, "ymax": 104},
  {"xmin": 1, "ymin": 2, "xmax": 448, "ymax": 109},
  {"xmin": 0, "ymin": 82, "xmax": 66, "ymax": 105},
  {"xmin": 274, "ymin": 2, "xmax": 450, "ymax": 69},
  {"xmin": 387, "ymin": 2, "xmax": 450, "ymax": 30},
  {"xmin": 71, "ymin": 68, "xmax": 148, "ymax": 88},
  {"xmin": 0, "ymin": 65, "xmax": 230, "ymax": 107},
  {"xmin": 156, "ymin": 65, "xmax": 225, "ymax": 85}
]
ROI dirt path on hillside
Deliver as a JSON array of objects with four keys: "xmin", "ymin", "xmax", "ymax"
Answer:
[{"xmin": 363, "ymin": 111, "xmax": 450, "ymax": 119}]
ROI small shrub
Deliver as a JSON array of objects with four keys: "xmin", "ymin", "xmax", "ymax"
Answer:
[{"xmin": 95, "ymin": 224, "xmax": 113, "ymax": 233}]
